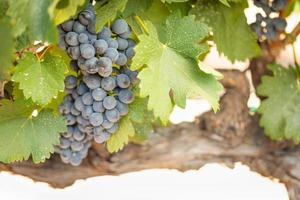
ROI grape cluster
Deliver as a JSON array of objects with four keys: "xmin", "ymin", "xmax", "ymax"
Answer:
[
  {"xmin": 56, "ymin": 4, "xmax": 138, "ymax": 166},
  {"xmin": 251, "ymin": 0, "xmax": 287, "ymax": 41}
]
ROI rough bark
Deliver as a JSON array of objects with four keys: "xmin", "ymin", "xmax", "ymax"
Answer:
[{"xmin": 0, "ymin": 70, "xmax": 299, "ymax": 199}]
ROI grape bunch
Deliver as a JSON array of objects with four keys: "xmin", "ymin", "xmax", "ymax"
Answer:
[
  {"xmin": 56, "ymin": 4, "xmax": 138, "ymax": 166},
  {"xmin": 251, "ymin": 0, "xmax": 287, "ymax": 41}
]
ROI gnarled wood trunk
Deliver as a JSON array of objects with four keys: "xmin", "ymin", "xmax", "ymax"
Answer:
[{"xmin": 1, "ymin": 70, "xmax": 299, "ymax": 200}]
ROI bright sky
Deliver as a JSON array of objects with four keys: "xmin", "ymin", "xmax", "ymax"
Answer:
[{"xmin": 0, "ymin": 164, "xmax": 289, "ymax": 200}]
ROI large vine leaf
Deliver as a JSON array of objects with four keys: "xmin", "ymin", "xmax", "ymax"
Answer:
[
  {"xmin": 218, "ymin": 0, "xmax": 243, "ymax": 6},
  {"xmin": 161, "ymin": 0, "xmax": 189, "ymax": 3},
  {"xmin": 126, "ymin": 0, "xmax": 169, "ymax": 37},
  {"xmin": 0, "ymin": 0, "xmax": 8, "ymax": 18},
  {"xmin": 106, "ymin": 96, "xmax": 154, "ymax": 152},
  {"xmin": 0, "ymin": 17, "xmax": 14, "ymax": 80},
  {"xmin": 0, "ymin": 100, "xmax": 66, "ymax": 163},
  {"xmin": 138, "ymin": 0, "xmax": 170, "ymax": 33},
  {"xmin": 190, "ymin": 0, "xmax": 261, "ymax": 62},
  {"xmin": 12, "ymin": 51, "xmax": 68, "ymax": 105},
  {"xmin": 128, "ymin": 96, "xmax": 154, "ymax": 143},
  {"xmin": 7, "ymin": 0, "xmax": 57, "ymax": 42},
  {"xmin": 95, "ymin": 0, "xmax": 128, "ymax": 32},
  {"xmin": 49, "ymin": 0, "xmax": 86, "ymax": 25},
  {"xmin": 132, "ymin": 14, "xmax": 223, "ymax": 123},
  {"xmin": 257, "ymin": 64, "xmax": 300, "ymax": 142},
  {"xmin": 122, "ymin": 0, "xmax": 153, "ymax": 17}
]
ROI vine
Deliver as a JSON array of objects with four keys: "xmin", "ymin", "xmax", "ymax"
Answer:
[{"xmin": 0, "ymin": 0, "xmax": 299, "ymax": 176}]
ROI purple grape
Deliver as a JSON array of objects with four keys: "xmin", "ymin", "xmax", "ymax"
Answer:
[
  {"xmin": 61, "ymin": 20, "xmax": 74, "ymax": 32},
  {"xmin": 60, "ymin": 138, "xmax": 71, "ymax": 149},
  {"xmin": 78, "ymin": 32, "xmax": 89, "ymax": 43},
  {"xmin": 89, "ymin": 112, "xmax": 104, "ymax": 127},
  {"xmin": 82, "ymin": 105, "xmax": 93, "ymax": 119},
  {"xmin": 59, "ymin": 100, "xmax": 72, "ymax": 114},
  {"xmin": 117, "ymin": 37, "xmax": 128, "ymax": 50},
  {"xmin": 73, "ymin": 21, "xmax": 86, "ymax": 34},
  {"xmin": 84, "ymin": 57, "xmax": 98, "ymax": 74},
  {"xmin": 76, "ymin": 82, "xmax": 89, "ymax": 95},
  {"xmin": 97, "ymin": 57, "xmax": 113, "ymax": 77},
  {"xmin": 71, "ymin": 141, "xmax": 84, "ymax": 152},
  {"xmin": 94, "ymin": 131, "xmax": 110, "ymax": 143},
  {"xmin": 104, "ymin": 48, "xmax": 119, "ymax": 62},
  {"xmin": 65, "ymin": 32, "xmax": 79, "ymax": 46},
  {"xmin": 92, "ymin": 88, "xmax": 107, "ymax": 101},
  {"xmin": 74, "ymin": 97, "xmax": 85, "ymax": 111},
  {"xmin": 102, "ymin": 116, "xmax": 114, "ymax": 129},
  {"xmin": 80, "ymin": 43, "xmax": 95, "ymax": 59},
  {"xmin": 116, "ymin": 74, "xmax": 130, "ymax": 88},
  {"xmin": 71, "ymin": 105, "xmax": 81, "ymax": 116},
  {"xmin": 92, "ymin": 101, "xmax": 105, "ymax": 113},
  {"xmin": 94, "ymin": 39, "xmax": 108, "ymax": 55},
  {"xmin": 127, "ymin": 39, "xmax": 136, "ymax": 47},
  {"xmin": 83, "ymin": 74, "xmax": 101, "ymax": 89},
  {"xmin": 115, "ymin": 53, "xmax": 127, "ymax": 66},
  {"xmin": 105, "ymin": 108, "xmax": 120, "ymax": 123},
  {"xmin": 73, "ymin": 127, "xmax": 86, "ymax": 141},
  {"xmin": 97, "ymin": 26, "xmax": 111, "ymax": 39},
  {"xmin": 106, "ymin": 38, "xmax": 119, "ymax": 49},
  {"xmin": 93, "ymin": 126, "xmax": 104, "ymax": 135},
  {"xmin": 103, "ymin": 96, "xmax": 117, "ymax": 110},
  {"xmin": 111, "ymin": 19, "xmax": 128, "ymax": 34},
  {"xmin": 67, "ymin": 46, "xmax": 80, "ymax": 60},
  {"xmin": 65, "ymin": 114, "xmax": 76, "ymax": 125},
  {"xmin": 118, "ymin": 89, "xmax": 134, "ymax": 104},
  {"xmin": 106, "ymin": 123, "xmax": 118, "ymax": 134},
  {"xmin": 101, "ymin": 77, "xmax": 116, "ymax": 91},
  {"xmin": 116, "ymin": 100, "xmax": 129, "ymax": 116},
  {"xmin": 64, "ymin": 75, "xmax": 77, "ymax": 89},
  {"xmin": 125, "ymin": 47, "xmax": 135, "ymax": 59}
]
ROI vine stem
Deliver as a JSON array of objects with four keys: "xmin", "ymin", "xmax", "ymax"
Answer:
[
  {"xmin": 284, "ymin": 21, "xmax": 300, "ymax": 46},
  {"xmin": 134, "ymin": 15, "xmax": 149, "ymax": 35},
  {"xmin": 292, "ymin": 44, "xmax": 300, "ymax": 75},
  {"xmin": 0, "ymin": 81, "xmax": 7, "ymax": 98}
]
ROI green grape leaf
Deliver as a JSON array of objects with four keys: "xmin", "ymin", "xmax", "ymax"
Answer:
[
  {"xmin": 95, "ymin": 0, "xmax": 128, "ymax": 32},
  {"xmin": 106, "ymin": 116, "xmax": 135, "ymax": 153},
  {"xmin": 130, "ymin": 121, "xmax": 152, "ymax": 144},
  {"xmin": 0, "ymin": 18, "xmax": 13, "ymax": 81},
  {"xmin": 0, "ymin": 0, "xmax": 8, "ymax": 18},
  {"xmin": 12, "ymin": 83, "xmax": 25, "ymax": 100},
  {"xmin": 218, "ymin": 0, "xmax": 230, "ymax": 6},
  {"xmin": 49, "ymin": 0, "xmax": 86, "ymax": 25},
  {"xmin": 125, "ymin": 0, "xmax": 169, "ymax": 36},
  {"xmin": 0, "ymin": 100, "xmax": 66, "ymax": 163},
  {"xmin": 284, "ymin": 0, "xmax": 300, "ymax": 16},
  {"xmin": 128, "ymin": 96, "xmax": 154, "ymax": 143},
  {"xmin": 161, "ymin": 0, "xmax": 188, "ymax": 3},
  {"xmin": 190, "ymin": 0, "xmax": 261, "ymax": 62},
  {"xmin": 15, "ymin": 31, "xmax": 31, "ymax": 51},
  {"xmin": 166, "ymin": 1, "xmax": 191, "ymax": 15},
  {"xmin": 257, "ymin": 64, "xmax": 300, "ymax": 142},
  {"xmin": 7, "ymin": 0, "xmax": 57, "ymax": 42},
  {"xmin": 122, "ymin": 0, "xmax": 153, "ymax": 17},
  {"xmin": 218, "ymin": 0, "xmax": 243, "ymax": 6},
  {"xmin": 132, "ymin": 14, "xmax": 223, "ymax": 123},
  {"xmin": 44, "ymin": 91, "xmax": 65, "ymax": 114},
  {"xmin": 12, "ymin": 51, "xmax": 68, "ymax": 105},
  {"xmin": 138, "ymin": 0, "xmax": 170, "ymax": 34},
  {"xmin": 106, "ymin": 96, "xmax": 154, "ymax": 152}
]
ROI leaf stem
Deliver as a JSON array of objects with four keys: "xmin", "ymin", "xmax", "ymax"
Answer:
[
  {"xmin": 37, "ymin": 45, "xmax": 53, "ymax": 61},
  {"xmin": 134, "ymin": 15, "xmax": 149, "ymax": 35},
  {"xmin": 292, "ymin": 44, "xmax": 300, "ymax": 76}
]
